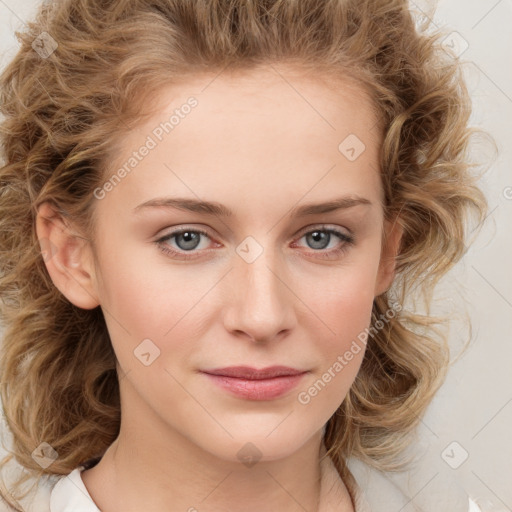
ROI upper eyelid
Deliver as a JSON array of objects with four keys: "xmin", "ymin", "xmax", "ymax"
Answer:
[
  {"xmin": 295, "ymin": 223, "xmax": 351, "ymax": 237},
  {"xmin": 158, "ymin": 223, "xmax": 351, "ymax": 237}
]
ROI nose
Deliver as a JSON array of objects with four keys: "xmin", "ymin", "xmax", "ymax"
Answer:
[{"xmin": 222, "ymin": 243, "xmax": 297, "ymax": 344}]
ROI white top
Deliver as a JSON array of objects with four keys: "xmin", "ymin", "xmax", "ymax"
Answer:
[{"xmin": 49, "ymin": 468, "xmax": 100, "ymax": 512}]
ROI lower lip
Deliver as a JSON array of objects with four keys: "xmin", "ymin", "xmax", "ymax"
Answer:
[{"xmin": 202, "ymin": 372, "xmax": 308, "ymax": 400}]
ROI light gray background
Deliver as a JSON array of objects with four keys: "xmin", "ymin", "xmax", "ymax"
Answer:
[{"xmin": 0, "ymin": 0, "xmax": 511, "ymax": 510}]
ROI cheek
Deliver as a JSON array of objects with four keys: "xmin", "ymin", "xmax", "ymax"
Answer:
[
  {"xmin": 93, "ymin": 241, "xmax": 222, "ymax": 377},
  {"xmin": 297, "ymin": 249, "xmax": 379, "ymax": 392},
  {"xmin": 303, "ymin": 251, "xmax": 380, "ymax": 341},
  {"xmin": 315, "ymin": 283, "xmax": 373, "ymax": 381},
  {"xmin": 91, "ymin": 244, "xmax": 184, "ymax": 369},
  {"xmin": 94, "ymin": 240, "xmax": 196, "ymax": 330},
  {"xmin": 295, "ymin": 274, "xmax": 374, "ymax": 415}
]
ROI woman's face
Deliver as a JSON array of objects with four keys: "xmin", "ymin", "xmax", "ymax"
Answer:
[{"xmin": 86, "ymin": 66, "xmax": 398, "ymax": 463}]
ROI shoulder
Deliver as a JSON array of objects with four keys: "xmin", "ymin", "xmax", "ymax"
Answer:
[
  {"xmin": 50, "ymin": 466, "xmax": 100, "ymax": 512},
  {"xmin": 0, "ymin": 472, "xmax": 60, "ymax": 512},
  {"xmin": 0, "ymin": 463, "xmax": 97, "ymax": 512}
]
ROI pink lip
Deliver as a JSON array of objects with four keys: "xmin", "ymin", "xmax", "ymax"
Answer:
[{"xmin": 201, "ymin": 366, "xmax": 309, "ymax": 400}]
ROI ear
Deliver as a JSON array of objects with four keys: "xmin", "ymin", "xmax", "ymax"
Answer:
[
  {"xmin": 35, "ymin": 201, "xmax": 100, "ymax": 309},
  {"xmin": 374, "ymin": 216, "xmax": 403, "ymax": 297}
]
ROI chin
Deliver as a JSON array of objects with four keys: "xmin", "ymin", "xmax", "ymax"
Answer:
[{"xmin": 193, "ymin": 424, "xmax": 319, "ymax": 465}]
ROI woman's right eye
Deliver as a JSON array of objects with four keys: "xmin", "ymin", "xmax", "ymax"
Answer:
[{"xmin": 155, "ymin": 228, "xmax": 216, "ymax": 260}]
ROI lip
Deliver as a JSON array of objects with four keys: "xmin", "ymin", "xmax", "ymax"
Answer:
[{"xmin": 201, "ymin": 366, "xmax": 309, "ymax": 400}]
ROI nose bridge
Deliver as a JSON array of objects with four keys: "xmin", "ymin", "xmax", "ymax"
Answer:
[
  {"xmin": 243, "ymin": 245, "xmax": 282, "ymax": 302},
  {"xmin": 225, "ymin": 236, "xmax": 295, "ymax": 341}
]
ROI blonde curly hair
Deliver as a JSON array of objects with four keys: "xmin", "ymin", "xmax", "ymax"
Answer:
[{"xmin": 0, "ymin": 0, "xmax": 491, "ymax": 509}]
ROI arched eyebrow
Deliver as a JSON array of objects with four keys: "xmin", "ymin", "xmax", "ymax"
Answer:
[{"xmin": 132, "ymin": 195, "xmax": 372, "ymax": 217}]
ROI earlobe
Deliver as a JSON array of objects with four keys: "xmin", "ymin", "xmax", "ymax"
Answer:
[
  {"xmin": 375, "ymin": 218, "xmax": 403, "ymax": 297},
  {"xmin": 35, "ymin": 202, "xmax": 100, "ymax": 310}
]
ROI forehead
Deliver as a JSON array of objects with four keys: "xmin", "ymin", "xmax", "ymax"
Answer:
[
  {"xmin": 119, "ymin": 63, "xmax": 380, "ymax": 151},
  {"xmin": 99, "ymin": 65, "xmax": 383, "ymax": 214},
  {"xmin": 149, "ymin": 64, "xmax": 378, "ymax": 135}
]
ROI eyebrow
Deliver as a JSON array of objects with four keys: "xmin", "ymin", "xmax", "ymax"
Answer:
[{"xmin": 133, "ymin": 195, "xmax": 372, "ymax": 217}]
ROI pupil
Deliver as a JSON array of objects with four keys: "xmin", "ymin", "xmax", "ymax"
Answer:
[
  {"xmin": 309, "ymin": 231, "xmax": 328, "ymax": 249},
  {"xmin": 178, "ymin": 231, "xmax": 199, "ymax": 250}
]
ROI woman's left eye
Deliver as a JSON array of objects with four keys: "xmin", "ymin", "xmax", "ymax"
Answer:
[
  {"xmin": 292, "ymin": 227, "xmax": 354, "ymax": 259},
  {"xmin": 155, "ymin": 225, "xmax": 354, "ymax": 261}
]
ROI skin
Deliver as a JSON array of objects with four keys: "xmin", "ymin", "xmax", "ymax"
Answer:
[{"xmin": 36, "ymin": 64, "xmax": 402, "ymax": 512}]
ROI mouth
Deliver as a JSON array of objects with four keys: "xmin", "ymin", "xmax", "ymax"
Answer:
[{"xmin": 200, "ymin": 366, "xmax": 309, "ymax": 400}]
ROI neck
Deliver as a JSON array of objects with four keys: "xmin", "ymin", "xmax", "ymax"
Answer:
[{"xmin": 81, "ymin": 388, "xmax": 354, "ymax": 511}]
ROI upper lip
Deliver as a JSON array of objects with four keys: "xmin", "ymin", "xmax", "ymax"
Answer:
[{"xmin": 201, "ymin": 366, "xmax": 307, "ymax": 380}]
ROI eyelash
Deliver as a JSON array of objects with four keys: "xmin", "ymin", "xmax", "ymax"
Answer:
[{"xmin": 155, "ymin": 225, "xmax": 355, "ymax": 261}]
